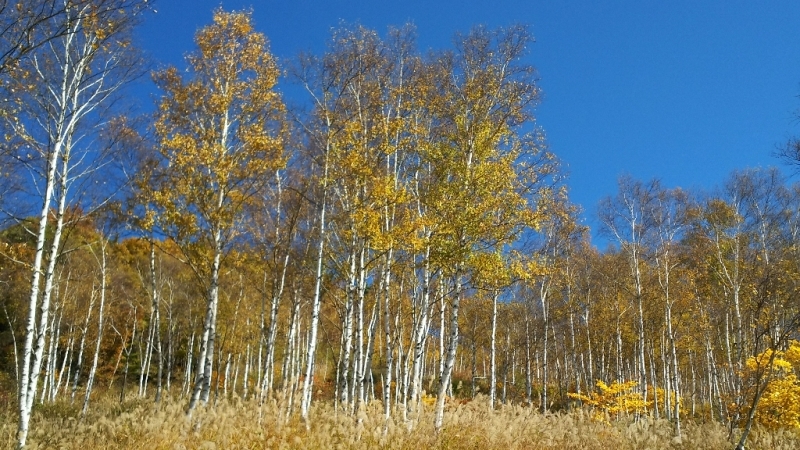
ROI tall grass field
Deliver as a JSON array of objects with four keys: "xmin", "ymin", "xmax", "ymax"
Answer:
[{"xmin": 2, "ymin": 392, "xmax": 799, "ymax": 449}]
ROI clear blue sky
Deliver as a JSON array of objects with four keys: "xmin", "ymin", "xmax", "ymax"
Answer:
[{"xmin": 135, "ymin": 0, "xmax": 800, "ymax": 241}]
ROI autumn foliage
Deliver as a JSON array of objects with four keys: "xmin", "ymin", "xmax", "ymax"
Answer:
[
  {"xmin": 3, "ymin": 3, "xmax": 800, "ymax": 450},
  {"xmin": 736, "ymin": 341, "xmax": 800, "ymax": 430},
  {"xmin": 568, "ymin": 380, "xmax": 650, "ymax": 420}
]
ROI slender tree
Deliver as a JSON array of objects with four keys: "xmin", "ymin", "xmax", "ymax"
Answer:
[
  {"xmin": 598, "ymin": 176, "xmax": 659, "ymax": 410},
  {"xmin": 3, "ymin": 1, "xmax": 147, "ymax": 446},
  {"xmin": 141, "ymin": 9, "xmax": 286, "ymax": 413},
  {"xmin": 425, "ymin": 24, "xmax": 552, "ymax": 431}
]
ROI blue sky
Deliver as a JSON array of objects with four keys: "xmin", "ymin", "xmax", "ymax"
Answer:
[{"xmin": 136, "ymin": 0, "xmax": 800, "ymax": 241}]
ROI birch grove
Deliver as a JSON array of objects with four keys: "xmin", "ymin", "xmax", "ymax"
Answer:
[{"xmin": 4, "ymin": 6, "xmax": 800, "ymax": 449}]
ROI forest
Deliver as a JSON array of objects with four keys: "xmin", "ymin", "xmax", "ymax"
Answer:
[{"xmin": 2, "ymin": 1, "xmax": 800, "ymax": 449}]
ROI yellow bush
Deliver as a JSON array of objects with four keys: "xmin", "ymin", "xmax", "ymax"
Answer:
[
  {"xmin": 568, "ymin": 380, "xmax": 650, "ymax": 421},
  {"xmin": 741, "ymin": 341, "xmax": 800, "ymax": 430}
]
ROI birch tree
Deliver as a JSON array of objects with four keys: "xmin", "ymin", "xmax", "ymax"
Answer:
[
  {"xmin": 141, "ymin": 9, "xmax": 286, "ymax": 413},
  {"xmin": 525, "ymin": 191, "xmax": 580, "ymax": 412},
  {"xmin": 695, "ymin": 176, "xmax": 752, "ymax": 419},
  {"xmin": 312, "ymin": 25, "xmax": 418, "ymax": 418},
  {"xmin": 649, "ymin": 186, "xmax": 690, "ymax": 435},
  {"xmin": 598, "ymin": 176, "xmax": 658, "ymax": 410},
  {"xmin": 3, "ymin": 1, "xmax": 147, "ymax": 446},
  {"xmin": 425, "ymin": 25, "xmax": 552, "ymax": 431},
  {"xmin": 81, "ymin": 231, "xmax": 109, "ymax": 415},
  {"xmin": 288, "ymin": 43, "xmax": 337, "ymax": 422},
  {"xmin": 287, "ymin": 25, "xmax": 416, "ymax": 419},
  {"xmin": 720, "ymin": 169, "xmax": 800, "ymax": 449}
]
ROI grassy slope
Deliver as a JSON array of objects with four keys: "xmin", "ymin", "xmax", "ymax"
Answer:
[{"xmin": 1, "ymin": 393, "xmax": 799, "ymax": 449}]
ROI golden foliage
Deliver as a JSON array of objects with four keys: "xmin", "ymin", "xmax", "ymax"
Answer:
[
  {"xmin": 568, "ymin": 380, "xmax": 651, "ymax": 421},
  {"xmin": 738, "ymin": 341, "xmax": 800, "ymax": 430},
  {"xmin": 141, "ymin": 9, "xmax": 286, "ymax": 275}
]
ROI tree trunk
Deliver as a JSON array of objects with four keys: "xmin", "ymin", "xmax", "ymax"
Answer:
[
  {"xmin": 382, "ymin": 250, "xmax": 394, "ymax": 424},
  {"xmin": 300, "ymin": 165, "xmax": 328, "ymax": 420},
  {"xmin": 149, "ymin": 241, "xmax": 164, "ymax": 403},
  {"xmin": 82, "ymin": 238, "xmax": 108, "ymax": 416},
  {"xmin": 18, "ymin": 134, "xmax": 69, "ymax": 449},
  {"xmin": 188, "ymin": 232, "xmax": 222, "ymax": 412},
  {"xmin": 489, "ymin": 290, "xmax": 498, "ymax": 409},
  {"xmin": 434, "ymin": 274, "xmax": 462, "ymax": 432}
]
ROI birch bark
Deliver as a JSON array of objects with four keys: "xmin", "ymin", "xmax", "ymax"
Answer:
[{"xmin": 10, "ymin": 2, "xmax": 147, "ymax": 444}]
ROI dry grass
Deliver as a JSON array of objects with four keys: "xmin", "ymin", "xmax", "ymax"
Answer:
[{"xmin": 1, "ymin": 393, "xmax": 799, "ymax": 449}]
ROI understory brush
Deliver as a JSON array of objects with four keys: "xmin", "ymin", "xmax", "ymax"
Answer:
[{"xmin": 1, "ymin": 393, "xmax": 799, "ymax": 449}]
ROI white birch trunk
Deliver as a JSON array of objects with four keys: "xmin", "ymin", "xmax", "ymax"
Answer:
[
  {"xmin": 42, "ymin": 303, "xmax": 61, "ymax": 404},
  {"xmin": 262, "ymin": 252, "xmax": 289, "ymax": 396},
  {"xmin": 261, "ymin": 171, "xmax": 290, "ymax": 397},
  {"xmin": 71, "ymin": 290, "xmax": 97, "ymax": 403},
  {"xmin": 120, "ymin": 310, "xmax": 136, "ymax": 403},
  {"xmin": 82, "ymin": 237, "xmax": 108, "ymax": 416},
  {"xmin": 19, "ymin": 133, "xmax": 70, "ymax": 446},
  {"xmin": 584, "ymin": 307, "xmax": 594, "ymax": 388},
  {"xmin": 139, "ymin": 316, "xmax": 152, "ymax": 397},
  {"xmin": 165, "ymin": 289, "xmax": 174, "ymax": 394},
  {"xmin": 356, "ymin": 294, "xmax": 378, "ymax": 416},
  {"xmin": 150, "ymin": 241, "xmax": 164, "ymax": 402},
  {"xmin": 300, "ymin": 155, "xmax": 328, "ymax": 420},
  {"xmin": 187, "ymin": 229, "xmax": 222, "ymax": 411},
  {"xmin": 489, "ymin": 290, "xmax": 498, "ymax": 409},
  {"xmin": 382, "ymin": 250, "xmax": 394, "ymax": 423},
  {"xmin": 281, "ymin": 288, "xmax": 301, "ymax": 391},
  {"xmin": 353, "ymin": 244, "xmax": 369, "ymax": 413},
  {"xmin": 540, "ymin": 280, "xmax": 550, "ymax": 413},
  {"xmin": 2, "ymin": 305, "xmax": 20, "ymax": 396},
  {"xmin": 243, "ymin": 344, "xmax": 250, "ymax": 399},
  {"xmin": 12, "ymin": 1, "xmax": 141, "ymax": 443},
  {"xmin": 525, "ymin": 311, "xmax": 532, "ymax": 406},
  {"xmin": 338, "ymin": 246, "xmax": 357, "ymax": 409},
  {"xmin": 17, "ymin": 114, "xmax": 62, "ymax": 449},
  {"xmin": 434, "ymin": 275, "xmax": 462, "ymax": 432},
  {"xmin": 182, "ymin": 332, "xmax": 194, "ymax": 398},
  {"xmin": 53, "ymin": 330, "xmax": 73, "ymax": 402},
  {"xmin": 409, "ymin": 245, "xmax": 432, "ymax": 413},
  {"xmin": 17, "ymin": 97, "xmax": 69, "ymax": 450},
  {"xmin": 224, "ymin": 352, "xmax": 231, "ymax": 396}
]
